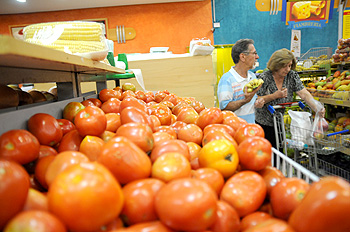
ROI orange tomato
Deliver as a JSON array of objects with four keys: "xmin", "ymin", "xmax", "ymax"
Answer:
[
  {"xmin": 240, "ymin": 211, "xmax": 272, "ymax": 231},
  {"xmin": 258, "ymin": 166, "xmax": 285, "ymax": 197},
  {"xmin": 203, "ymin": 123, "xmax": 236, "ymax": 138},
  {"xmin": 234, "ymin": 123, "xmax": 265, "ymax": 144},
  {"xmin": 149, "ymin": 103, "xmax": 173, "ymax": 126},
  {"xmin": 202, "ymin": 129, "xmax": 238, "ymax": 149},
  {"xmin": 198, "ymin": 139, "xmax": 239, "ymax": 178},
  {"xmin": 187, "ymin": 141, "xmax": 201, "ymax": 170},
  {"xmin": 220, "ymin": 170, "xmax": 266, "ymax": 217},
  {"xmin": 222, "ymin": 114, "xmax": 247, "ymax": 132},
  {"xmin": 105, "ymin": 113, "xmax": 121, "ymax": 132},
  {"xmin": 101, "ymin": 98, "xmax": 121, "ymax": 114},
  {"xmin": 74, "ymin": 106, "xmax": 107, "ymax": 137},
  {"xmin": 177, "ymin": 124, "xmax": 203, "ymax": 145},
  {"xmin": 47, "ymin": 162, "xmax": 124, "ymax": 232},
  {"xmin": 120, "ymin": 96, "xmax": 148, "ymax": 113},
  {"xmin": 191, "ymin": 167, "xmax": 225, "ymax": 196},
  {"xmin": 210, "ymin": 200, "xmax": 240, "ymax": 232},
  {"xmin": 244, "ymin": 218, "xmax": 295, "ymax": 232},
  {"xmin": 22, "ymin": 188, "xmax": 49, "ymax": 212},
  {"xmin": 79, "ymin": 135, "xmax": 105, "ymax": 161},
  {"xmin": 176, "ymin": 106, "xmax": 199, "ymax": 124},
  {"xmin": 153, "ymin": 125, "xmax": 177, "ymax": 139},
  {"xmin": 196, "ymin": 107, "xmax": 223, "ymax": 130},
  {"xmin": 34, "ymin": 155, "xmax": 55, "ymax": 190},
  {"xmin": 150, "ymin": 139, "xmax": 190, "ymax": 163}
]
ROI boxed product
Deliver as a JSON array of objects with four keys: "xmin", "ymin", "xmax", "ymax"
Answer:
[
  {"xmin": 23, "ymin": 21, "xmax": 108, "ymax": 61},
  {"xmin": 189, "ymin": 38, "xmax": 214, "ymax": 56}
]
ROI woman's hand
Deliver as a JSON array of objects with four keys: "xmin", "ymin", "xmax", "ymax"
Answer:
[
  {"xmin": 274, "ymin": 88, "xmax": 288, "ymax": 99},
  {"xmin": 254, "ymin": 97, "xmax": 265, "ymax": 108}
]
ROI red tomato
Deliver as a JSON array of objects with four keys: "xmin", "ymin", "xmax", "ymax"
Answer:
[
  {"xmin": 118, "ymin": 221, "xmax": 173, "ymax": 232},
  {"xmin": 57, "ymin": 129, "xmax": 83, "ymax": 153},
  {"xmin": 97, "ymin": 136, "xmax": 152, "ymax": 184},
  {"xmin": 270, "ymin": 177, "xmax": 310, "ymax": 220},
  {"xmin": 101, "ymin": 97, "xmax": 121, "ymax": 114},
  {"xmin": 38, "ymin": 145, "xmax": 58, "ymax": 159},
  {"xmin": 47, "ymin": 162, "xmax": 124, "ymax": 232},
  {"xmin": 154, "ymin": 91, "xmax": 168, "ymax": 103},
  {"xmin": 115, "ymin": 122, "xmax": 154, "ymax": 153},
  {"xmin": 34, "ymin": 155, "xmax": 55, "ymax": 190},
  {"xmin": 74, "ymin": 105, "xmax": 107, "ymax": 137},
  {"xmin": 258, "ymin": 166, "xmax": 285, "ymax": 196},
  {"xmin": 196, "ymin": 107, "xmax": 223, "ymax": 130},
  {"xmin": 149, "ymin": 115, "xmax": 161, "ymax": 130},
  {"xmin": 220, "ymin": 170, "xmax": 266, "ymax": 217},
  {"xmin": 237, "ymin": 136, "xmax": 272, "ymax": 171},
  {"xmin": 162, "ymin": 93, "xmax": 180, "ymax": 106},
  {"xmin": 150, "ymin": 139, "xmax": 190, "ymax": 163},
  {"xmin": 149, "ymin": 103, "xmax": 172, "ymax": 125},
  {"xmin": 45, "ymin": 151, "xmax": 89, "ymax": 187},
  {"xmin": 153, "ymin": 125, "xmax": 177, "ymax": 139},
  {"xmin": 0, "ymin": 129, "xmax": 40, "ymax": 164},
  {"xmin": 191, "ymin": 167, "xmax": 225, "ymax": 196},
  {"xmin": 222, "ymin": 114, "xmax": 247, "ymax": 132},
  {"xmin": 151, "ymin": 152, "xmax": 192, "ymax": 183},
  {"xmin": 176, "ymin": 106, "xmax": 199, "ymax": 124},
  {"xmin": 120, "ymin": 106, "xmax": 153, "ymax": 129},
  {"xmin": 121, "ymin": 90, "xmax": 136, "ymax": 100},
  {"xmin": 120, "ymin": 96, "xmax": 148, "ymax": 113},
  {"xmin": 0, "ymin": 159, "xmax": 30, "ymax": 230},
  {"xmin": 88, "ymin": 98, "xmax": 102, "ymax": 108},
  {"xmin": 105, "ymin": 113, "xmax": 121, "ymax": 132},
  {"xmin": 28, "ymin": 113, "xmax": 63, "ymax": 146},
  {"xmin": 172, "ymin": 101, "xmax": 189, "ymax": 116},
  {"xmin": 81, "ymin": 99, "xmax": 95, "ymax": 107},
  {"xmin": 79, "ymin": 135, "xmax": 105, "ymax": 161},
  {"xmin": 202, "ymin": 129, "xmax": 238, "ymax": 149},
  {"xmin": 57, "ymin": 118, "xmax": 76, "ymax": 135},
  {"xmin": 203, "ymin": 123, "xmax": 236, "ymax": 138},
  {"xmin": 244, "ymin": 218, "xmax": 295, "ymax": 232},
  {"xmin": 99, "ymin": 130, "xmax": 116, "ymax": 143},
  {"xmin": 234, "ymin": 123, "xmax": 265, "ymax": 144},
  {"xmin": 99, "ymin": 88, "xmax": 122, "ymax": 102},
  {"xmin": 135, "ymin": 90, "xmax": 147, "ymax": 102},
  {"xmin": 22, "ymin": 188, "xmax": 49, "ymax": 212},
  {"xmin": 240, "ymin": 211, "xmax": 272, "ymax": 231},
  {"xmin": 62, "ymin": 101, "xmax": 85, "ymax": 122},
  {"xmin": 177, "ymin": 124, "xmax": 203, "ymax": 145},
  {"xmin": 155, "ymin": 178, "xmax": 218, "ymax": 231},
  {"xmin": 152, "ymin": 131, "xmax": 175, "ymax": 147},
  {"xmin": 3, "ymin": 210, "xmax": 66, "ymax": 232},
  {"xmin": 210, "ymin": 200, "xmax": 240, "ymax": 232},
  {"xmin": 170, "ymin": 121, "xmax": 187, "ymax": 135},
  {"xmin": 121, "ymin": 178, "xmax": 165, "ymax": 225},
  {"xmin": 190, "ymin": 100, "xmax": 205, "ymax": 114},
  {"xmin": 187, "ymin": 141, "xmax": 201, "ymax": 170},
  {"xmin": 288, "ymin": 176, "xmax": 350, "ymax": 232}
]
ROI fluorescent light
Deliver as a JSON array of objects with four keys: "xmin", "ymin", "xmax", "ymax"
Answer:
[{"xmin": 17, "ymin": 0, "xmax": 26, "ymax": 2}]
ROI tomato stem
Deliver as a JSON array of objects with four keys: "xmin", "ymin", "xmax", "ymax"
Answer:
[{"xmin": 225, "ymin": 154, "xmax": 232, "ymax": 162}]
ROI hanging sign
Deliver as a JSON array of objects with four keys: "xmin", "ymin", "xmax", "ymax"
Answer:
[
  {"xmin": 281, "ymin": 0, "xmax": 334, "ymax": 29},
  {"xmin": 291, "ymin": 30, "xmax": 301, "ymax": 58},
  {"xmin": 343, "ymin": 10, "xmax": 350, "ymax": 39}
]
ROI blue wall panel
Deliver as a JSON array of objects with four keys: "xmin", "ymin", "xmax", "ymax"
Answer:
[{"xmin": 213, "ymin": 0, "xmax": 338, "ymax": 70}]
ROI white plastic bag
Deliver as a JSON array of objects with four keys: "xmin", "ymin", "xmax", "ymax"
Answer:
[
  {"xmin": 189, "ymin": 38, "xmax": 214, "ymax": 56},
  {"xmin": 288, "ymin": 110, "xmax": 314, "ymax": 146}
]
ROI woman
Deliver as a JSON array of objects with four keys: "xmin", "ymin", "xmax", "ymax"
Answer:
[{"xmin": 255, "ymin": 48, "xmax": 324, "ymax": 148}]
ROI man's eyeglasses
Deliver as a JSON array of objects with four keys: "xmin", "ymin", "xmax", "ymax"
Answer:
[{"xmin": 243, "ymin": 51, "xmax": 258, "ymax": 56}]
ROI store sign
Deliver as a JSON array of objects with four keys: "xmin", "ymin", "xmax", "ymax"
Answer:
[
  {"xmin": 343, "ymin": 10, "xmax": 350, "ymax": 39},
  {"xmin": 281, "ymin": 0, "xmax": 334, "ymax": 29},
  {"xmin": 291, "ymin": 30, "xmax": 301, "ymax": 58}
]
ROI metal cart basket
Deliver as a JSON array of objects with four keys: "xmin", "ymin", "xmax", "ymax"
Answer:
[{"xmin": 269, "ymin": 102, "xmax": 350, "ymax": 181}]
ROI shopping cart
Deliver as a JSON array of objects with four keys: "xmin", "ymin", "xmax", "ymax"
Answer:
[{"xmin": 268, "ymin": 102, "xmax": 350, "ymax": 181}]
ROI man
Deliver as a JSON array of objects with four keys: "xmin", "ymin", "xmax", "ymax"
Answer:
[{"xmin": 217, "ymin": 39, "xmax": 264, "ymax": 123}]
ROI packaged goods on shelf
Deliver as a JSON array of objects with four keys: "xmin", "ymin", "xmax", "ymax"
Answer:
[
  {"xmin": 332, "ymin": 38, "xmax": 350, "ymax": 63},
  {"xmin": 23, "ymin": 21, "xmax": 108, "ymax": 61}
]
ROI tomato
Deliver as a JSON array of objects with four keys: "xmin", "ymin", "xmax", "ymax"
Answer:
[
  {"xmin": 88, "ymin": 98, "xmax": 102, "ymax": 108},
  {"xmin": 288, "ymin": 176, "xmax": 350, "ymax": 232},
  {"xmin": 122, "ymin": 82, "xmax": 136, "ymax": 92},
  {"xmin": 96, "ymin": 217, "xmax": 124, "ymax": 231},
  {"xmin": 121, "ymin": 90, "xmax": 136, "ymax": 100},
  {"xmin": 38, "ymin": 145, "xmax": 57, "ymax": 158},
  {"xmin": 237, "ymin": 136, "xmax": 272, "ymax": 171},
  {"xmin": 177, "ymin": 124, "xmax": 203, "ymax": 145},
  {"xmin": 79, "ymin": 135, "xmax": 105, "ymax": 161},
  {"xmin": 120, "ymin": 96, "xmax": 148, "ymax": 113},
  {"xmin": 57, "ymin": 129, "xmax": 83, "ymax": 153},
  {"xmin": 97, "ymin": 136, "xmax": 152, "ymax": 184},
  {"xmin": 149, "ymin": 103, "xmax": 172, "ymax": 125},
  {"xmin": 99, "ymin": 130, "xmax": 116, "ymax": 143},
  {"xmin": 176, "ymin": 106, "xmax": 199, "ymax": 124},
  {"xmin": 203, "ymin": 123, "xmax": 236, "ymax": 138},
  {"xmin": 152, "ymin": 131, "xmax": 175, "ymax": 147},
  {"xmin": 196, "ymin": 107, "xmax": 223, "ymax": 130},
  {"xmin": 0, "ymin": 159, "xmax": 30, "ymax": 230},
  {"xmin": 220, "ymin": 170, "xmax": 266, "ymax": 217},
  {"xmin": 150, "ymin": 139, "xmax": 190, "ymax": 162},
  {"xmin": 116, "ymin": 122, "xmax": 154, "ymax": 153},
  {"xmin": 210, "ymin": 200, "xmax": 240, "ymax": 232},
  {"xmin": 333, "ymin": 70, "xmax": 341, "ymax": 78},
  {"xmin": 144, "ymin": 91, "xmax": 155, "ymax": 103},
  {"xmin": 118, "ymin": 221, "xmax": 173, "ymax": 232},
  {"xmin": 234, "ymin": 123, "xmax": 265, "ymax": 144},
  {"xmin": 45, "ymin": 151, "xmax": 89, "ymax": 187},
  {"xmin": 34, "ymin": 155, "xmax": 55, "ymax": 190},
  {"xmin": 3, "ymin": 210, "xmax": 66, "ymax": 232},
  {"xmin": 202, "ymin": 129, "xmax": 238, "ymax": 149},
  {"xmin": 153, "ymin": 125, "xmax": 177, "ymax": 139},
  {"xmin": 135, "ymin": 90, "xmax": 147, "ymax": 102},
  {"xmin": 47, "ymin": 162, "xmax": 124, "ymax": 232},
  {"xmin": 149, "ymin": 115, "xmax": 161, "ymax": 129},
  {"xmin": 154, "ymin": 91, "xmax": 168, "ymax": 103},
  {"xmin": 258, "ymin": 166, "xmax": 285, "ymax": 196},
  {"xmin": 190, "ymin": 100, "xmax": 205, "ymax": 114},
  {"xmin": 62, "ymin": 101, "xmax": 85, "ymax": 122},
  {"xmin": 198, "ymin": 139, "xmax": 239, "ymax": 178},
  {"xmin": 74, "ymin": 105, "xmax": 107, "ymax": 137},
  {"xmin": 99, "ymin": 88, "xmax": 122, "ymax": 102},
  {"xmin": 172, "ymin": 101, "xmax": 189, "ymax": 116},
  {"xmin": 191, "ymin": 167, "xmax": 225, "ymax": 196},
  {"xmin": 57, "ymin": 118, "xmax": 76, "ymax": 135},
  {"xmin": 244, "ymin": 218, "xmax": 295, "ymax": 232},
  {"xmin": 155, "ymin": 178, "xmax": 218, "ymax": 231},
  {"xmin": 105, "ymin": 113, "xmax": 121, "ymax": 132},
  {"xmin": 0, "ymin": 129, "xmax": 40, "ymax": 164},
  {"xmin": 120, "ymin": 106, "xmax": 153, "ymax": 129},
  {"xmin": 187, "ymin": 141, "xmax": 201, "ymax": 170},
  {"xmin": 101, "ymin": 97, "xmax": 121, "ymax": 114},
  {"xmin": 121, "ymin": 178, "xmax": 165, "ymax": 225},
  {"xmin": 222, "ymin": 114, "xmax": 247, "ymax": 132},
  {"xmin": 170, "ymin": 121, "xmax": 187, "ymax": 135},
  {"xmin": 159, "ymin": 100, "xmax": 174, "ymax": 110},
  {"xmin": 162, "ymin": 93, "xmax": 180, "ymax": 105},
  {"xmin": 81, "ymin": 99, "xmax": 95, "ymax": 107},
  {"xmin": 270, "ymin": 177, "xmax": 309, "ymax": 220},
  {"xmin": 28, "ymin": 113, "xmax": 63, "ymax": 146},
  {"xmin": 152, "ymin": 152, "xmax": 191, "ymax": 183},
  {"xmin": 22, "ymin": 188, "xmax": 48, "ymax": 212},
  {"xmin": 240, "ymin": 211, "xmax": 272, "ymax": 231}
]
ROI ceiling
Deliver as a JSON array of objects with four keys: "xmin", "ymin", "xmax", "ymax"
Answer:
[{"xmin": 1, "ymin": 0, "xmax": 202, "ymax": 15}]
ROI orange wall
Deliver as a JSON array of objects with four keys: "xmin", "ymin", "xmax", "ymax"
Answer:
[{"xmin": 0, "ymin": 0, "xmax": 213, "ymax": 54}]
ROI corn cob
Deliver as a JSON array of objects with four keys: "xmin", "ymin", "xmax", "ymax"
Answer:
[{"xmin": 25, "ymin": 39, "xmax": 106, "ymax": 54}]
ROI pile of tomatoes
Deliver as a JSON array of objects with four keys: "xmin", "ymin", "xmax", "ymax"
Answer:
[{"xmin": 0, "ymin": 84, "xmax": 350, "ymax": 232}]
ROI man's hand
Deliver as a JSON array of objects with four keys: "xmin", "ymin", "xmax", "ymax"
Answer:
[
  {"xmin": 255, "ymin": 97, "xmax": 265, "ymax": 108},
  {"xmin": 243, "ymin": 84, "xmax": 262, "ymax": 103}
]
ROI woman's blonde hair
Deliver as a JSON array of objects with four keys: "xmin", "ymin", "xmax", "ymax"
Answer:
[{"xmin": 267, "ymin": 48, "xmax": 297, "ymax": 72}]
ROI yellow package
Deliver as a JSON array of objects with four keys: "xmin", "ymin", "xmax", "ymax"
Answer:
[{"xmin": 292, "ymin": 2, "xmax": 311, "ymax": 19}]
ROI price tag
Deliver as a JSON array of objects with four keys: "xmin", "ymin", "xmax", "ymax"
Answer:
[{"xmin": 335, "ymin": 100, "xmax": 344, "ymax": 105}]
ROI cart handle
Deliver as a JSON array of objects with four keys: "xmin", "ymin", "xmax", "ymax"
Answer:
[
  {"xmin": 326, "ymin": 129, "xmax": 349, "ymax": 137},
  {"xmin": 268, "ymin": 101, "xmax": 305, "ymax": 114}
]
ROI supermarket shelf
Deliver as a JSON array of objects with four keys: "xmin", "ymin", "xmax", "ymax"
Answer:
[
  {"xmin": 314, "ymin": 97, "xmax": 350, "ymax": 108},
  {"xmin": 342, "ymin": 148, "xmax": 350, "ymax": 156}
]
